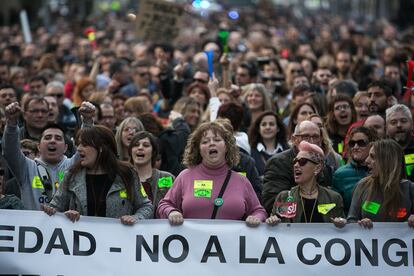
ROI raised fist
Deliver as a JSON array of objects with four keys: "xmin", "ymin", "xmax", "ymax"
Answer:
[{"xmin": 5, "ymin": 102, "xmax": 22, "ymax": 125}]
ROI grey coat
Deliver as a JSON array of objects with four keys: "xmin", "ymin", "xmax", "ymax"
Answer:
[{"xmin": 49, "ymin": 168, "xmax": 153, "ymax": 220}]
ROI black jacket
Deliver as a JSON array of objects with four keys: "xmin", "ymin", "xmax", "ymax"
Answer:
[{"xmin": 159, "ymin": 118, "xmax": 191, "ymax": 177}]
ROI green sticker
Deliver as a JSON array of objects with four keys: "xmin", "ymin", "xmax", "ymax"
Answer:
[
  {"xmin": 158, "ymin": 177, "xmax": 173, "ymax": 188},
  {"xmin": 193, "ymin": 180, "xmax": 212, "ymax": 198},
  {"xmin": 362, "ymin": 201, "xmax": 381, "ymax": 214},
  {"xmin": 58, "ymin": 172, "xmax": 65, "ymax": 183},
  {"xmin": 406, "ymin": 164, "xmax": 414, "ymax": 177},
  {"xmin": 317, "ymin": 203, "xmax": 336, "ymax": 215},
  {"xmin": 32, "ymin": 176, "xmax": 44, "ymax": 189},
  {"xmin": 404, "ymin": 153, "xmax": 414, "ymax": 164},
  {"xmin": 194, "ymin": 189, "xmax": 212, "ymax": 198},
  {"xmin": 338, "ymin": 142, "xmax": 344, "ymax": 154},
  {"xmin": 119, "ymin": 189, "xmax": 128, "ymax": 199}
]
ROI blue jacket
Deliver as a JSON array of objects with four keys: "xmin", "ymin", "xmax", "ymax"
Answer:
[{"xmin": 332, "ymin": 161, "xmax": 368, "ymax": 214}]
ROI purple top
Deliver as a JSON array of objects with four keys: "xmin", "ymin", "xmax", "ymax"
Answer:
[{"xmin": 157, "ymin": 161, "xmax": 267, "ymax": 221}]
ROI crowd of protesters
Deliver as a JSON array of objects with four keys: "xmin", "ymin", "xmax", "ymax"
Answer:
[{"xmin": 0, "ymin": 3, "xmax": 414, "ymax": 229}]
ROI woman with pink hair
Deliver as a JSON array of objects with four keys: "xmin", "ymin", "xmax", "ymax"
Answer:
[{"xmin": 266, "ymin": 141, "xmax": 346, "ymax": 226}]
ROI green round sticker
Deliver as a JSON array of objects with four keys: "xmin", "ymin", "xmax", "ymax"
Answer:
[{"xmin": 214, "ymin": 198, "xmax": 224, "ymax": 207}]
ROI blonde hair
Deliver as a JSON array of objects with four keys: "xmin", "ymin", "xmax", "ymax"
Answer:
[
  {"xmin": 115, "ymin": 117, "xmax": 145, "ymax": 161},
  {"xmin": 243, "ymin": 83, "xmax": 273, "ymax": 112},
  {"xmin": 183, "ymin": 121, "xmax": 239, "ymax": 168}
]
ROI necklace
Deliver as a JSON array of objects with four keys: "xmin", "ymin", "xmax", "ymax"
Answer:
[
  {"xmin": 300, "ymin": 195, "xmax": 317, "ymax": 223},
  {"xmin": 299, "ymin": 185, "xmax": 317, "ymax": 196}
]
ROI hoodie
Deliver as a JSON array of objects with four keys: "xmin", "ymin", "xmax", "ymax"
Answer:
[{"xmin": 2, "ymin": 124, "xmax": 78, "ymax": 210}]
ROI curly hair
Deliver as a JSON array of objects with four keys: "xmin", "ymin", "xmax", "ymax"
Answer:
[{"xmin": 183, "ymin": 121, "xmax": 239, "ymax": 168}]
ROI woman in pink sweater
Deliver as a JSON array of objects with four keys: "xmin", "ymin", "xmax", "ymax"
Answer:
[{"xmin": 157, "ymin": 121, "xmax": 267, "ymax": 226}]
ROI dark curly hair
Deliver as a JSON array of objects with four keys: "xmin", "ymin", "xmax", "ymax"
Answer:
[{"xmin": 248, "ymin": 111, "xmax": 288, "ymax": 149}]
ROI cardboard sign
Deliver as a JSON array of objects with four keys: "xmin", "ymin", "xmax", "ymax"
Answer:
[{"xmin": 135, "ymin": 0, "xmax": 184, "ymax": 43}]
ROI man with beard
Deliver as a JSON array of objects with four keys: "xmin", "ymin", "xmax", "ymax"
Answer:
[
  {"xmin": 367, "ymin": 80, "xmax": 393, "ymax": 117},
  {"xmin": 386, "ymin": 104, "xmax": 414, "ymax": 181},
  {"xmin": 335, "ymin": 51, "xmax": 353, "ymax": 81}
]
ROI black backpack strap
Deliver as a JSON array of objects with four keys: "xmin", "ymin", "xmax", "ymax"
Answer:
[{"xmin": 211, "ymin": 170, "xmax": 232, "ymax": 219}]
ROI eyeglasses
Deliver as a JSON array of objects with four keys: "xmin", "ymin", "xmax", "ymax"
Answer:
[
  {"xmin": 334, "ymin": 104, "xmax": 351, "ymax": 111},
  {"xmin": 293, "ymin": 157, "xmax": 318, "ymax": 166},
  {"xmin": 27, "ymin": 109, "xmax": 49, "ymax": 114},
  {"xmin": 349, "ymin": 139, "xmax": 369, "ymax": 148},
  {"xmin": 296, "ymin": 134, "xmax": 321, "ymax": 142},
  {"xmin": 48, "ymin": 93, "xmax": 64, "ymax": 98},
  {"xmin": 123, "ymin": 127, "xmax": 140, "ymax": 133}
]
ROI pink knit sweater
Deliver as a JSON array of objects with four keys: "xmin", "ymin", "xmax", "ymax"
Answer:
[{"xmin": 157, "ymin": 161, "xmax": 267, "ymax": 221}]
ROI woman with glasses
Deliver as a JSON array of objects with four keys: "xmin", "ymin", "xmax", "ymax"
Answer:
[
  {"xmin": 115, "ymin": 117, "xmax": 145, "ymax": 161},
  {"xmin": 325, "ymin": 94, "xmax": 356, "ymax": 155},
  {"xmin": 266, "ymin": 141, "xmax": 345, "ymax": 226},
  {"xmin": 347, "ymin": 139, "xmax": 414, "ymax": 229},
  {"xmin": 332, "ymin": 126, "xmax": 377, "ymax": 214}
]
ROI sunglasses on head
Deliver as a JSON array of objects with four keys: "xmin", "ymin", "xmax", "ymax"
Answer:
[
  {"xmin": 293, "ymin": 157, "xmax": 318, "ymax": 166},
  {"xmin": 349, "ymin": 139, "xmax": 368, "ymax": 148}
]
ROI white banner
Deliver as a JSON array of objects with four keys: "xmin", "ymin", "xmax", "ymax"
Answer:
[{"xmin": 0, "ymin": 210, "xmax": 413, "ymax": 276}]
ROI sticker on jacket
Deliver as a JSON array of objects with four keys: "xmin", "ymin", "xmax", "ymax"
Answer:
[
  {"xmin": 194, "ymin": 180, "xmax": 213, "ymax": 198},
  {"xmin": 276, "ymin": 202, "xmax": 297, "ymax": 218},
  {"xmin": 140, "ymin": 186, "xmax": 147, "ymax": 197},
  {"xmin": 396, "ymin": 207, "xmax": 407, "ymax": 218},
  {"xmin": 238, "ymin": 172, "xmax": 247, "ymax": 177},
  {"xmin": 362, "ymin": 201, "xmax": 380, "ymax": 214},
  {"xmin": 32, "ymin": 176, "xmax": 44, "ymax": 189},
  {"xmin": 158, "ymin": 177, "xmax": 173, "ymax": 188},
  {"xmin": 119, "ymin": 189, "xmax": 128, "ymax": 199},
  {"xmin": 58, "ymin": 171, "xmax": 65, "ymax": 182},
  {"xmin": 317, "ymin": 203, "xmax": 336, "ymax": 215}
]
